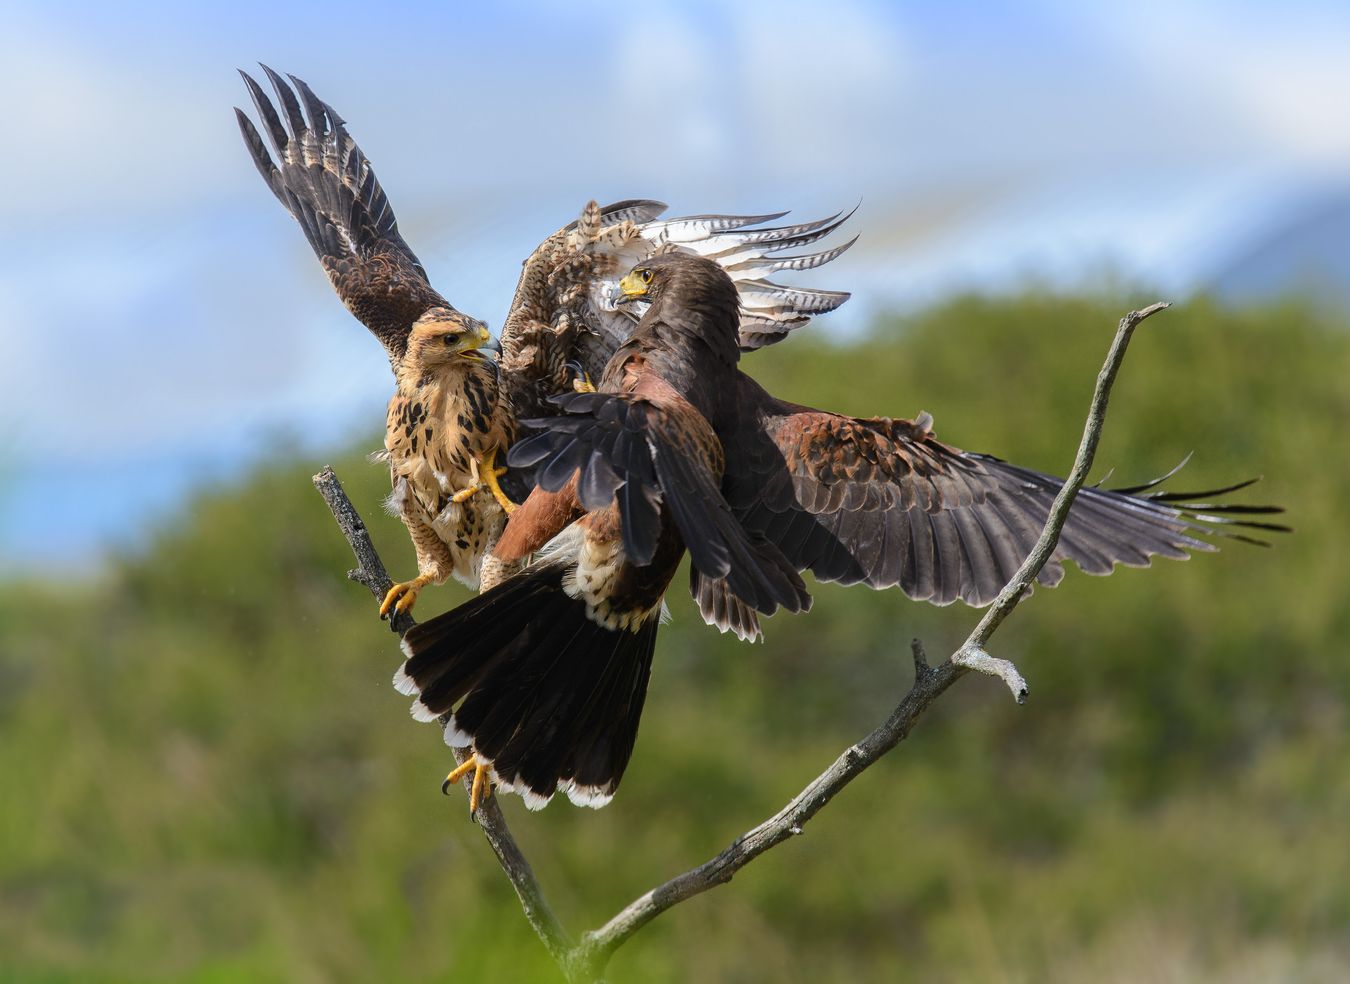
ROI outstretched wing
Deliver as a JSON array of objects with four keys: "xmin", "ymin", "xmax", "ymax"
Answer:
[
  {"xmin": 723, "ymin": 377, "xmax": 1289, "ymax": 607},
  {"xmin": 235, "ymin": 66, "xmax": 452, "ymax": 366}
]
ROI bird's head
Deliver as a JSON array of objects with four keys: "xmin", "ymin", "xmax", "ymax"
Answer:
[
  {"xmin": 613, "ymin": 252, "xmax": 742, "ymax": 362},
  {"xmin": 406, "ymin": 307, "xmax": 496, "ymax": 370},
  {"xmin": 613, "ymin": 252, "xmax": 738, "ymax": 312}
]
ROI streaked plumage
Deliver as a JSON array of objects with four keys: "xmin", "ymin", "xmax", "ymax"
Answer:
[
  {"xmin": 397, "ymin": 253, "xmax": 1286, "ymax": 810},
  {"xmin": 381, "ymin": 314, "xmax": 513, "ymax": 591},
  {"xmin": 236, "ymin": 67, "xmax": 854, "ymax": 607}
]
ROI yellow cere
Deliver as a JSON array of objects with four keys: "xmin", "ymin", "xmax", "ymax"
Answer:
[{"xmin": 619, "ymin": 270, "xmax": 650, "ymax": 297}]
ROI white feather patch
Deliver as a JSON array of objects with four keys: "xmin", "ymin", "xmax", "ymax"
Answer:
[
  {"xmin": 409, "ymin": 701, "xmax": 440, "ymax": 723},
  {"xmin": 432, "ymin": 499, "xmax": 464, "ymax": 531},
  {"xmin": 564, "ymin": 782, "xmax": 615, "ymax": 809},
  {"xmin": 391, "ymin": 663, "xmax": 420, "ymax": 697},
  {"xmin": 442, "ymin": 716, "xmax": 473, "ymax": 748},
  {"xmin": 520, "ymin": 787, "xmax": 554, "ymax": 812},
  {"xmin": 532, "ymin": 523, "xmax": 585, "ymax": 566},
  {"xmin": 384, "ymin": 478, "xmax": 409, "ymax": 518}
]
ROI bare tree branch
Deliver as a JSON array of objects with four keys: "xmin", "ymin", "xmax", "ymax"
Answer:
[
  {"xmin": 568, "ymin": 300, "xmax": 1171, "ymax": 978},
  {"xmin": 312, "ymin": 467, "xmax": 574, "ymax": 966},
  {"xmin": 568, "ymin": 640, "xmax": 960, "ymax": 978},
  {"xmin": 962, "ymin": 301, "xmax": 1171, "ymax": 650},
  {"xmin": 951, "ymin": 645, "xmax": 1028, "ymax": 703},
  {"xmin": 312, "ymin": 467, "xmax": 415, "ymax": 638},
  {"xmin": 312, "ymin": 301, "xmax": 1169, "ymax": 983}
]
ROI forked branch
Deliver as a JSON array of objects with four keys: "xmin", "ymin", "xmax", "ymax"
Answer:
[{"xmin": 313, "ymin": 301, "xmax": 1169, "ymax": 983}]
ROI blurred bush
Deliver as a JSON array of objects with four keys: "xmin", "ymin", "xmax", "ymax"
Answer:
[{"xmin": 2, "ymin": 292, "xmax": 1346, "ymax": 982}]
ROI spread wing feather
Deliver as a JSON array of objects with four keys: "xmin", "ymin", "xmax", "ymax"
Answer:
[
  {"xmin": 235, "ymin": 67, "xmax": 452, "ymax": 366},
  {"xmin": 690, "ymin": 569, "xmax": 764, "ymax": 642},
  {"xmin": 510, "ymin": 204, "xmax": 857, "ymax": 388},
  {"xmin": 632, "ymin": 207, "xmax": 858, "ymax": 352},
  {"xmin": 724, "ymin": 378, "xmax": 1289, "ymax": 607}
]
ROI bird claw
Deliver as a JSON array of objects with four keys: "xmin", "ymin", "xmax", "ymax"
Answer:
[
  {"xmin": 565, "ymin": 359, "xmax": 596, "ymax": 394},
  {"xmin": 443, "ymin": 754, "xmax": 494, "ymax": 813},
  {"xmin": 380, "ymin": 575, "xmax": 433, "ymax": 619}
]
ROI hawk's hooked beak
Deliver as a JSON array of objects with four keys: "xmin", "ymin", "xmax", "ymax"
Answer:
[
  {"xmin": 612, "ymin": 271, "xmax": 650, "ymax": 306},
  {"xmin": 458, "ymin": 320, "xmax": 495, "ymax": 360}
]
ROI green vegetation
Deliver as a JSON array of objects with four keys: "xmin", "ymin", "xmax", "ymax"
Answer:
[{"xmin": 3, "ymin": 293, "xmax": 1347, "ymax": 982}]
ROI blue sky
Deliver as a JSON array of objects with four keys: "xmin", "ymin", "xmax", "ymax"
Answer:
[{"xmin": 2, "ymin": 0, "xmax": 1348, "ymax": 572}]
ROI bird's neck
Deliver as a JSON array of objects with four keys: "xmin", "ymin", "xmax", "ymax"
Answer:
[
  {"xmin": 395, "ymin": 356, "xmax": 496, "ymax": 405},
  {"xmin": 648, "ymin": 296, "xmax": 742, "ymax": 369},
  {"xmin": 615, "ymin": 302, "xmax": 740, "ymax": 422}
]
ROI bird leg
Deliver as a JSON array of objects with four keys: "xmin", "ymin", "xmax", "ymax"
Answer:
[
  {"xmin": 449, "ymin": 483, "xmax": 483, "ymax": 505},
  {"xmin": 380, "ymin": 573, "xmax": 435, "ymax": 619},
  {"xmin": 443, "ymin": 754, "xmax": 493, "ymax": 813},
  {"xmin": 445, "ymin": 449, "xmax": 513, "ymax": 509},
  {"xmin": 480, "ymin": 446, "xmax": 516, "ymax": 514}
]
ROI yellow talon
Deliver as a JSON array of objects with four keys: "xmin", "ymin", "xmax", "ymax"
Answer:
[
  {"xmin": 565, "ymin": 358, "xmax": 596, "ymax": 394},
  {"xmin": 481, "ymin": 446, "xmax": 517, "ymax": 514},
  {"xmin": 450, "ymin": 483, "xmax": 483, "ymax": 505},
  {"xmin": 442, "ymin": 754, "xmax": 493, "ymax": 812},
  {"xmin": 380, "ymin": 574, "xmax": 434, "ymax": 619}
]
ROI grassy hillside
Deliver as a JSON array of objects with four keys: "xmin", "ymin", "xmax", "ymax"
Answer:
[{"xmin": 3, "ymin": 292, "xmax": 1347, "ymax": 982}]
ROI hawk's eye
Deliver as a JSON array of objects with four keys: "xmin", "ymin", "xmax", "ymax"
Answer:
[
  {"xmin": 442, "ymin": 333, "xmax": 456, "ymax": 345},
  {"xmin": 639, "ymin": 269, "xmax": 653, "ymax": 284}
]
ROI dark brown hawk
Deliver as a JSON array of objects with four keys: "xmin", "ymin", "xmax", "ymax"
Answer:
[
  {"xmin": 235, "ymin": 66, "xmax": 854, "ymax": 614},
  {"xmin": 396, "ymin": 253, "xmax": 1286, "ymax": 811}
]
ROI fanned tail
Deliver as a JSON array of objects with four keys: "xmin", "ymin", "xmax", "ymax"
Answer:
[{"xmin": 395, "ymin": 563, "xmax": 658, "ymax": 810}]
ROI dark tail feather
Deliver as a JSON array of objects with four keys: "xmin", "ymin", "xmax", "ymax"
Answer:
[{"xmin": 395, "ymin": 563, "xmax": 659, "ymax": 810}]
